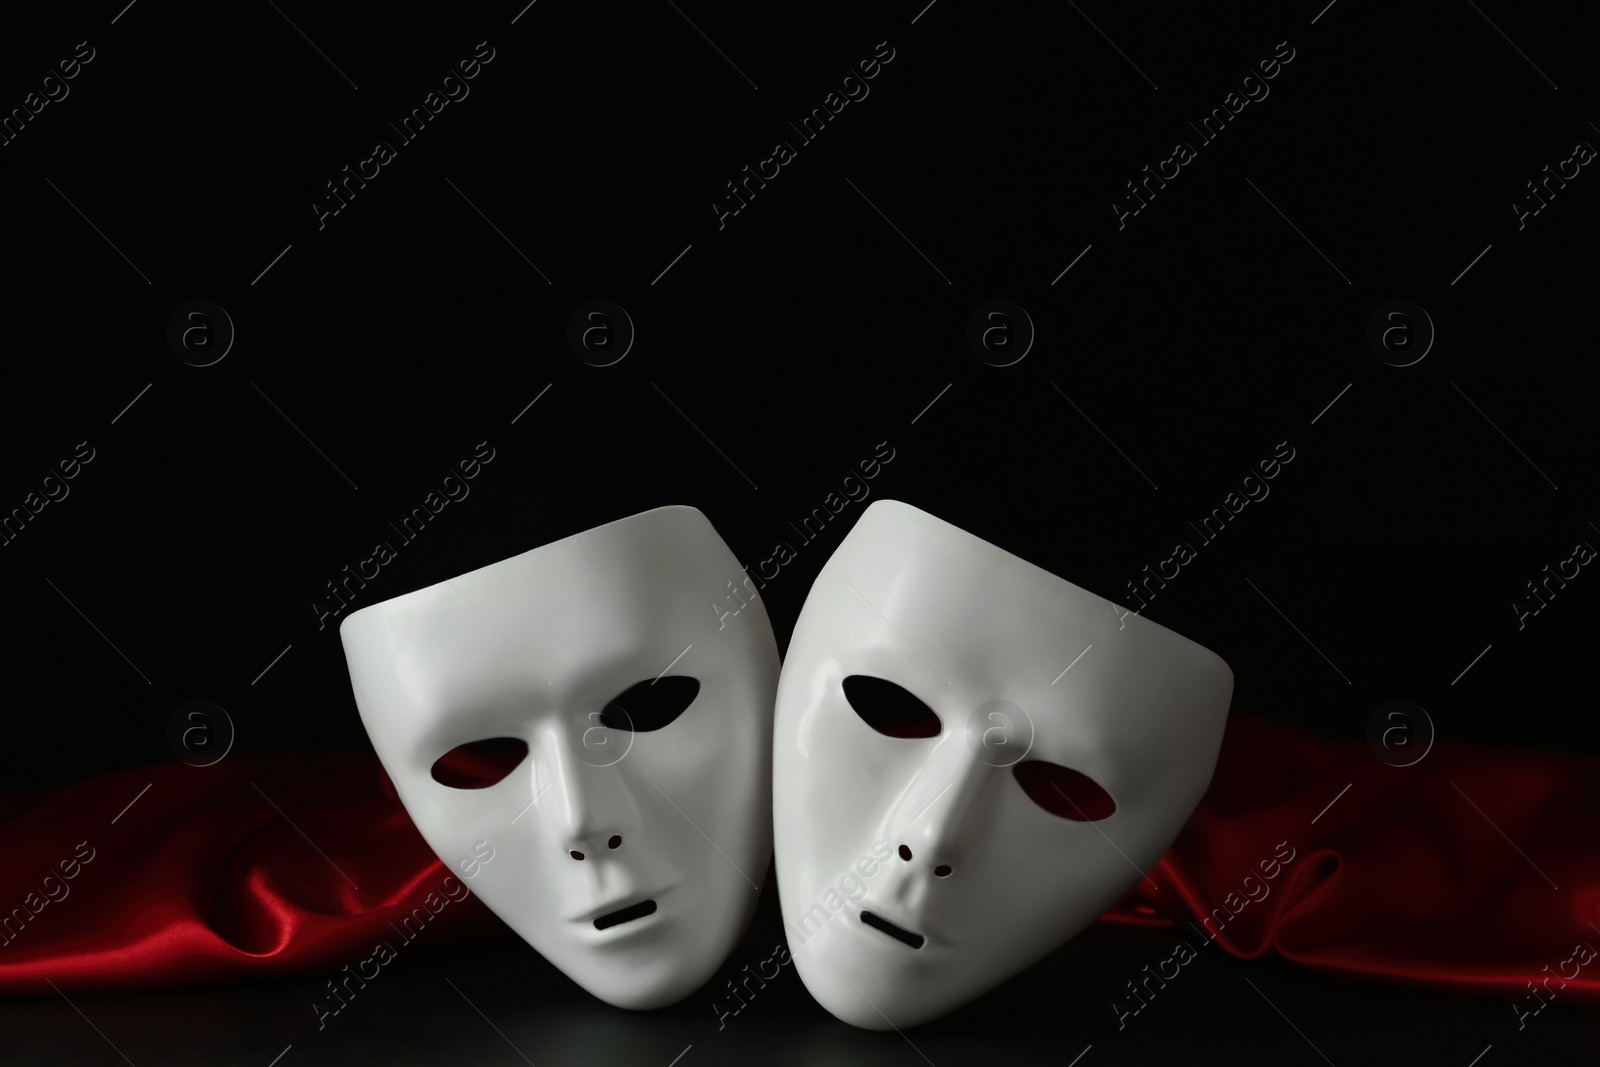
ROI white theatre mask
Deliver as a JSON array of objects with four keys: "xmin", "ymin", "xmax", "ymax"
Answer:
[
  {"xmin": 773, "ymin": 500, "xmax": 1233, "ymax": 1029},
  {"xmin": 340, "ymin": 506, "xmax": 779, "ymax": 1009}
]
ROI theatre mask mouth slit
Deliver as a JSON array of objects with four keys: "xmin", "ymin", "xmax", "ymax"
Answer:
[
  {"xmin": 340, "ymin": 505, "xmax": 783, "ymax": 1010},
  {"xmin": 861, "ymin": 911, "xmax": 924, "ymax": 949},
  {"xmin": 594, "ymin": 899, "xmax": 658, "ymax": 930},
  {"xmin": 770, "ymin": 500, "xmax": 1236, "ymax": 1029}
]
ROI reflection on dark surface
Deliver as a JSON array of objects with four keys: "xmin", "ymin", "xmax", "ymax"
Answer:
[{"xmin": 0, "ymin": 891, "xmax": 1591, "ymax": 1066}]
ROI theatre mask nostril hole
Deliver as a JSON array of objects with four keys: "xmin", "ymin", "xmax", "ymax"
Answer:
[
  {"xmin": 898, "ymin": 845, "xmax": 912, "ymax": 861},
  {"xmin": 570, "ymin": 850, "xmax": 585, "ymax": 861},
  {"xmin": 934, "ymin": 864, "xmax": 952, "ymax": 877},
  {"xmin": 607, "ymin": 835, "xmax": 622, "ymax": 849}
]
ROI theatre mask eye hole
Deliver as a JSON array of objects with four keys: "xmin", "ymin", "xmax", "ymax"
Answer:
[
  {"xmin": 1013, "ymin": 760, "xmax": 1116, "ymax": 821},
  {"xmin": 431, "ymin": 737, "xmax": 528, "ymax": 789},
  {"xmin": 842, "ymin": 675, "xmax": 941, "ymax": 738},
  {"xmin": 598, "ymin": 676, "xmax": 700, "ymax": 732}
]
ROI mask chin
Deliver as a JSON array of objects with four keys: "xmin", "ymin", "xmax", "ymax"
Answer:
[
  {"xmin": 773, "ymin": 500, "xmax": 1233, "ymax": 1030},
  {"xmin": 340, "ymin": 505, "xmax": 780, "ymax": 1009}
]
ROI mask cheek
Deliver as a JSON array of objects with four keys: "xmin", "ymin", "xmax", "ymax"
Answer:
[{"xmin": 840, "ymin": 872, "xmax": 866, "ymax": 902}]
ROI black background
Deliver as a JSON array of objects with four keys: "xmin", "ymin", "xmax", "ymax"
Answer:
[{"xmin": 0, "ymin": 0, "xmax": 1595, "ymax": 1062}]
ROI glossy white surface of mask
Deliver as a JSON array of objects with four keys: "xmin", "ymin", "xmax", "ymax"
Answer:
[
  {"xmin": 773, "ymin": 500, "xmax": 1233, "ymax": 1029},
  {"xmin": 341, "ymin": 506, "xmax": 778, "ymax": 1009}
]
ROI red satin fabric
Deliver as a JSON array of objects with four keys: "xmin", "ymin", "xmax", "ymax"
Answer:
[
  {"xmin": 0, "ymin": 752, "xmax": 501, "ymax": 995},
  {"xmin": 1101, "ymin": 717, "xmax": 1600, "ymax": 1004},
  {"xmin": 1, "ymin": 717, "xmax": 1596, "ymax": 1003}
]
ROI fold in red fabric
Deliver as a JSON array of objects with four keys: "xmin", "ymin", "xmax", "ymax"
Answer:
[
  {"xmin": 1102, "ymin": 719, "xmax": 1600, "ymax": 1006},
  {"xmin": 1, "ymin": 717, "xmax": 1596, "ymax": 1004},
  {"xmin": 0, "ymin": 752, "xmax": 502, "ymax": 996}
]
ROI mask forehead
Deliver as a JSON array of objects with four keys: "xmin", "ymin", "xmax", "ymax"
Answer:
[
  {"xmin": 341, "ymin": 506, "xmax": 779, "ymax": 1010},
  {"xmin": 359, "ymin": 513, "xmax": 759, "ymax": 745},
  {"xmin": 795, "ymin": 502, "xmax": 1227, "ymax": 783},
  {"xmin": 774, "ymin": 500, "xmax": 1232, "ymax": 1030}
]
